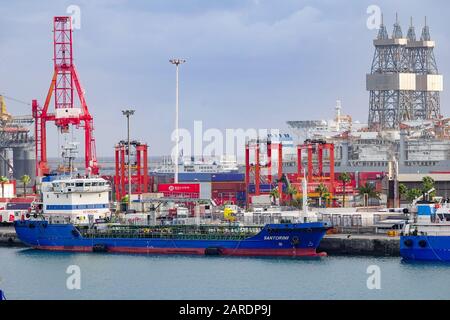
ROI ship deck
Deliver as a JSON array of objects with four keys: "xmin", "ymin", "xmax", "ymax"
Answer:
[{"xmin": 79, "ymin": 224, "xmax": 265, "ymax": 241}]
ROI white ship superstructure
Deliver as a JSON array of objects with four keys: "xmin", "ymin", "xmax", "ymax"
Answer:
[{"xmin": 41, "ymin": 176, "xmax": 111, "ymax": 225}]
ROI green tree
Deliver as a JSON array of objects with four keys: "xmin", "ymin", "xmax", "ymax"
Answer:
[
  {"xmin": 421, "ymin": 176, "xmax": 436, "ymax": 198},
  {"xmin": 270, "ymin": 188, "xmax": 279, "ymax": 204},
  {"xmin": 121, "ymin": 194, "xmax": 129, "ymax": 212},
  {"xmin": 0, "ymin": 176, "xmax": 9, "ymax": 198},
  {"xmin": 20, "ymin": 175, "xmax": 31, "ymax": 197},
  {"xmin": 406, "ymin": 188, "xmax": 422, "ymax": 202},
  {"xmin": 357, "ymin": 182, "xmax": 380, "ymax": 206},
  {"xmin": 315, "ymin": 183, "xmax": 329, "ymax": 207},
  {"xmin": 338, "ymin": 172, "xmax": 351, "ymax": 207},
  {"xmin": 399, "ymin": 183, "xmax": 408, "ymax": 199},
  {"xmin": 286, "ymin": 185, "xmax": 298, "ymax": 205}
]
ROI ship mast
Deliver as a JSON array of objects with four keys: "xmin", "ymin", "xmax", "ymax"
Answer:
[{"xmin": 61, "ymin": 141, "xmax": 79, "ymax": 178}]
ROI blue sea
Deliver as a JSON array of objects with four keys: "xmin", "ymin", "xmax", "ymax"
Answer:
[{"xmin": 1, "ymin": 247, "xmax": 449, "ymax": 300}]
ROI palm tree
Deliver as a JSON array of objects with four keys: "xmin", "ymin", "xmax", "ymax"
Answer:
[
  {"xmin": 286, "ymin": 185, "xmax": 298, "ymax": 205},
  {"xmin": 338, "ymin": 172, "xmax": 351, "ymax": 207},
  {"xmin": 270, "ymin": 188, "xmax": 279, "ymax": 205},
  {"xmin": 121, "ymin": 195, "xmax": 129, "ymax": 212},
  {"xmin": 315, "ymin": 183, "xmax": 329, "ymax": 208},
  {"xmin": 357, "ymin": 182, "xmax": 380, "ymax": 206},
  {"xmin": 0, "ymin": 176, "xmax": 9, "ymax": 198},
  {"xmin": 20, "ymin": 175, "xmax": 31, "ymax": 197}
]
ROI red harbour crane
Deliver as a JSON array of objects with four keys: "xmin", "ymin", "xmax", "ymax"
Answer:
[{"xmin": 32, "ymin": 16, "xmax": 99, "ymax": 176}]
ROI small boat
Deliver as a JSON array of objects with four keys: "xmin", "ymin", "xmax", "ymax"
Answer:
[
  {"xmin": 14, "ymin": 219, "xmax": 330, "ymax": 257},
  {"xmin": 400, "ymin": 200, "xmax": 450, "ymax": 262},
  {"xmin": 0, "ymin": 289, "xmax": 5, "ymax": 300}
]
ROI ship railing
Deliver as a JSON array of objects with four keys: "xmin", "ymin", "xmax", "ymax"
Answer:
[
  {"xmin": 242, "ymin": 215, "xmax": 299, "ymax": 225},
  {"xmin": 80, "ymin": 230, "xmax": 254, "ymax": 240},
  {"xmin": 80, "ymin": 225, "xmax": 263, "ymax": 240}
]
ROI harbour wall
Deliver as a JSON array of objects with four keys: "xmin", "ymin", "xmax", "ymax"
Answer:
[
  {"xmin": 319, "ymin": 234, "xmax": 400, "ymax": 256},
  {"xmin": 0, "ymin": 227, "xmax": 25, "ymax": 247}
]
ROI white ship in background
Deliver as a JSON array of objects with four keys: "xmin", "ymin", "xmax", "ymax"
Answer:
[
  {"xmin": 152, "ymin": 155, "xmax": 240, "ymax": 174},
  {"xmin": 286, "ymin": 101, "xmax": 450, "ymax": 174}
]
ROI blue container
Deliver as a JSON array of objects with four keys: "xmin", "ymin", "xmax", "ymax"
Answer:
[
  {"xmin": 178, "ymin": 173, "xmax": 212, "ymax": 182},
  {"xmin": 236, "ymin": 191, "xmax": 246, "ymax": 201},
  {"xmin": 417, "ymin": 204, "xmax": 435, "ymax": 215},
  {"xmin": 248, "ymin": 184, "xmax": 286, "ymax": 193},
  {"xmin": 211, "ymin": 173, "xmax": 245, "ymax": 182},
  {"xmin": 7, "ymin": 203, "xmax": 32, "ymax": 210}
]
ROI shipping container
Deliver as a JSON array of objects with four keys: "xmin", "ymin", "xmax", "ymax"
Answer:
[
  {"xmin": 178, "ymin": 173, "xmax": 212, "ymax": 182},
  {"xmin": 248, "ymin": 184, "xmax": 281, "ymax": 193},
  {"xmin": 211, "ymin": 182, "xmax": 246, "ymax": 192},
  {"xmin": 199, "ymin": 182, "xmax": 212, "ymax": 199},
  {"xmin": 7, "ymin": 202, "xmax": 32, "ymax": 210},
  {"xmin": 236, "ymin": 191, "xmax": 246, "ymax": 201},
  {"xmin": 358, "ymin": 172, "xmax": 384, "ymax": 180},
  {"xmin": 211, "ymin": 173, "xmax": 245, "ymax": 182}
]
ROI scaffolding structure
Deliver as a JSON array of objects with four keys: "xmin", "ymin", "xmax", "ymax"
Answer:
[{"xmin": 367, "ymin": 14, "xmax": 442, "ymax": 131}]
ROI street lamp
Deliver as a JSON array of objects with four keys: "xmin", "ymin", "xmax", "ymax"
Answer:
[
  {"xmin": 122, "ymin": 109, "xmax": 135, "ymax": 212},
  {"xmin": 169, "ymin": 58, "xmax": 186, "ymax": 184}
]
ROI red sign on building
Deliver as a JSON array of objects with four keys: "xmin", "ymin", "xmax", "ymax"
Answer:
[{"xmin": 157, "ymin": 184, "xmax": 200, "ymax": 198}]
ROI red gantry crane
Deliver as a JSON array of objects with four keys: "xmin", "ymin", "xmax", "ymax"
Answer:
[{"xmin": 32, "ymin": 16, "xmax": 99, "ymax": 176}]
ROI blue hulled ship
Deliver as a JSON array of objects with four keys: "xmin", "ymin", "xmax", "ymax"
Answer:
[
  {"xmin": 15, "ymin": 220, "xmax": 329, "ymax": 257},
  {"xmin": 401, "ymin": 201, "xmax": 450, "ymax": 262}
]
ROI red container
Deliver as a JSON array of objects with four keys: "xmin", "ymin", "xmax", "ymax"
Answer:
[
  {"xmin": 211, "ymin": 182, "xmax": 245, "ymax": 192},
  {"xmin": 359, "ymin": 171, "xmax": 384, "ymax": 180}
]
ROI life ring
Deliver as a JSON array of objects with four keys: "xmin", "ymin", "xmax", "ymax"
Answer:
[{"xmin": 418, "ymin": 240, "xmax": 427, "ymax": 248}]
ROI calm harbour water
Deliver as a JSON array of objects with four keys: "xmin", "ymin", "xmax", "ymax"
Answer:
[{"xmin": 1, "ymin": 247, "xmax": 450, "ymax": 300}]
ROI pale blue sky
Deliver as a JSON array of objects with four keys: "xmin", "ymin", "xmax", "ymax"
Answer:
[{"xmin": 0, "ymin": 0, "xmax": 449, "ymax": 156}]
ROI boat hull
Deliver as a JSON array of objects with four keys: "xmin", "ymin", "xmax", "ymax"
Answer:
[
  {"xmin": 400, "ymin": 235, "xmax": 450, "ymax": 262},
  {"xmin": 14, "ymin": 220, "xmax": 329, "ymax": 258}
]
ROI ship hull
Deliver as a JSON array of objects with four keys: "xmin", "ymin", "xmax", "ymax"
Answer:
[
  {"xmin": 15, "ymin": 220, "xmax": 328, "ymax": 258},
  {"xmin": 400, "ymin": 235, "xmax": 450, "ymax": 262}
]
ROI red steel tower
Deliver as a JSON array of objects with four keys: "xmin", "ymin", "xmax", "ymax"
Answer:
[
  {"xmin": 245, "ymin": 139, "xmax": 284, "ymax": 206},
  {"xmin": 297, "ymin": 139, "xmax": 335, "ymax": 195},
  {"xmin": 32, "ymin": 16, "xmax": 99, "ymax": 176},
  {"xmin": 114, "ymin": 141, "xmax": 149, "ymax": 201}
]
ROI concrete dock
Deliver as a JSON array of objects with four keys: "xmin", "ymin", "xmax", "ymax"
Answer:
[
  {"xmin": 0, "ymin": 226, "xmax": 25, "ymax": 247},
  {"xmin": 0, "ymin": 226, "xmax": 401, "ymax": 256},
  {"xmin": 319, "ymin": 234, "xmax": 400, "ymax": 257}
]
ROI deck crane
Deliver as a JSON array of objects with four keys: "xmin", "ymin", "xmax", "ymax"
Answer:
[{"xmin": 32, "ymin": 16, "xmax": 99, "ymax": 176}]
